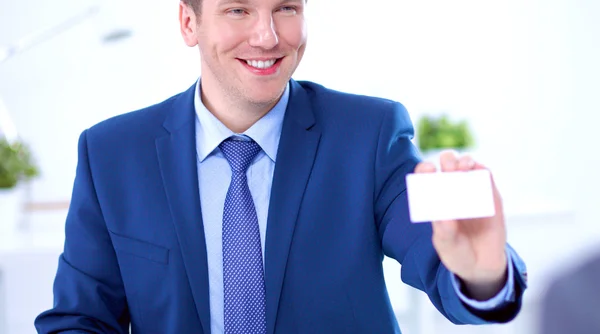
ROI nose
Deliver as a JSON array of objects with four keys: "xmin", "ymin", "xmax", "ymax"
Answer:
[{"xmin": 248, "ymin": 14, "xmax": 279, "ymax": 49}]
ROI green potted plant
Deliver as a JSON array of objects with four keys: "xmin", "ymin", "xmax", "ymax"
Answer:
[
  {"xmin": 416, "ymin": 114, "xmax": 475, "ymax": 155},
  {"xmin": 0, "ymin": 138, "xmax": 39, "ymax": 188},
  {"xmin": 0, "ymin": 137, "xmax": 39, "ymax": 235}
]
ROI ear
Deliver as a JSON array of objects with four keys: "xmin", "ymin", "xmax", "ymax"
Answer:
[{"xmin": 179, "ymin": 1, "xmax": 199, "ymax": 47}]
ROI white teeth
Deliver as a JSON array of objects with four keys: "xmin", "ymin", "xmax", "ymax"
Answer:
[{"xmin": 245, "ymin": 59, "xmax": 277, "ymax": 69}]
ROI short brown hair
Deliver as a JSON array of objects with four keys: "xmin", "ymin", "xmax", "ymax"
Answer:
[
  {"xmin": 182, "ymin": 0, "xmax": 307, "ymax": 15},
  {"xmin": 182, "ymin": 0, "xmax": 201, "ymax": 15}
]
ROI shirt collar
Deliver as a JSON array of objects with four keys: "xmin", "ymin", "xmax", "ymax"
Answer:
[{"xmin": 194, "ymin": 79, "xmax": 289, "ymax": 163}]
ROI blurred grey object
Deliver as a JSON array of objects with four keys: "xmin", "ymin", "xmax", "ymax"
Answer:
[{"xmin": 539, "ymin": 252, "xmax": 600, "ymax": 334}]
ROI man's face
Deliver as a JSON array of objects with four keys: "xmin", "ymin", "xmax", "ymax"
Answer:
[{"xmin": 181, "ymin": 0, "xmax": 307, "ymax": 106}]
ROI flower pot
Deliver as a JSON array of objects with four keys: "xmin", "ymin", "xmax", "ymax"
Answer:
[{"xmin": 0, "ymin": 187, "xmax": 24, "ymax": 239}]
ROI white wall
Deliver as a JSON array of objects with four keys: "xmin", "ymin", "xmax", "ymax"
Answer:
[
  {"xmin": 0, "ymin": 0, "xmax": 200, "ymax": 202},
  {"xmin": 1, "ymin": 0, "xmax": 597, "ymax": 281},
  {"xmin": 567, "ymin": 0, "xmax": 600, "ymax": 240},
  {"xmin": 303, "ymin": 0, "xmax": 580, "ymax": 214},
  {"xmin": 1, "ymin": 1, "xmax": 600, "ymax": 334},
  {"xmin": 0, "ymin": 0, "xmax": 585, "ymax": 210}
]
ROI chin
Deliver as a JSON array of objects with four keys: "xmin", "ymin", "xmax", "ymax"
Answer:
[
  {"xmin": 247, "ymin": 93, "xmax": 283, "ymax": 106},
  {"xmin": 244, "ymin": 81, "xmax": 288, "ymax": 105}
]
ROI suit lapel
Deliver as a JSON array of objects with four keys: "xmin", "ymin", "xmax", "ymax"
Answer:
[
  {"xmin": 156, "ymin": 84, "xmax": 212, "ymax": 334},
  {"xmin": 154, "ymin": 80, "xmax": 321, "ymax": 334},
  {"xmin": 265, "ymin": 80, "xmax": 322, "ymax": 334}
]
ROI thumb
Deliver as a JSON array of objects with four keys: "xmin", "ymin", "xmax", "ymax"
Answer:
[{"xmin": 432, "ymin": 220, "xmax": 459, "ymax": 251}]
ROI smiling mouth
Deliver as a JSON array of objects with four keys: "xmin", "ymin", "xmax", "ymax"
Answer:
[{"xmin": 239, "ymin": 58, "xmax": 283, "ymax": 69}]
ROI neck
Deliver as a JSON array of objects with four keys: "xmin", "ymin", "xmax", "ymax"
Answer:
[{"xmin": 200, "ymin": 78, "xmax": 282, "ymax": 133}]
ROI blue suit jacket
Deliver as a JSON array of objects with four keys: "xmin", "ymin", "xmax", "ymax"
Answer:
[{"xmin": 35, "ymin": 80, "xmax": 527, "ymax": 333}]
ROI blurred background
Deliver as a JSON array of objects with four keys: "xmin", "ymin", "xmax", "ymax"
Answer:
[{"xmin": 0, "ymin": 0, "xmax": 599, "ymax": 333}]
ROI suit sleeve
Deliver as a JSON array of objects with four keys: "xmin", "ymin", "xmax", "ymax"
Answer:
[
  {"xmin": 34, "ymin": 130, "xmax": 130, "ymax": 333},
  {"xmin": 373, "ymin": 102, "xmax": 527, "ymax": 324}
]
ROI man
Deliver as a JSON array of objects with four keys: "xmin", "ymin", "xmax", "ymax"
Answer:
[
  {"xmin": 539, "ymin": 252, "xmax": 600, "ymax": 333},
  {"xmin": 35, "ymin": 0, "xmax": 527, "ymax": 333}
]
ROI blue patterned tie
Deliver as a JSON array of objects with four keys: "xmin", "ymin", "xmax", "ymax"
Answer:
[{"xmin": 219, "ymin": 137, "xmax": 266, "ymax": 334}]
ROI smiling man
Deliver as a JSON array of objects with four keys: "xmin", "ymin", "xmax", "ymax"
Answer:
[
  {"xmin": 35, "ymin": 0, "xmax": 527, "ymax": 333},
  {"xmin": 187, "ymin": 0, "xmax": 307, "ymax": 133}
]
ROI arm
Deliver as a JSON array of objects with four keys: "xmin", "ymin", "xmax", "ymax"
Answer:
[
  {"xmin": 451, "ymin": 249, "xmax": 514, "ymax": 307},
  {"xmin": 373, "ymin": 102, "xmax": 527, "ymax": 324},
  {"xmin": 34, "ymin": 130, "xmax": 129, "ymax": 333},
  {"xmin": 451, "ymin": 246, "xmax": 529, "ymax": 322}
]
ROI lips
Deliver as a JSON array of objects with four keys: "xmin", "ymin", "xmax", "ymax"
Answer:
[
  {"xmin": 245, "ymin": 59, "xmax": 277, "ymax": 69},
  {"xmin": 238, "ymin": 57, "xmax": 283, "ymax": 75},
  {"xmin": 241, "ymin": 58, "xmax": 283, "ymax": 69}
]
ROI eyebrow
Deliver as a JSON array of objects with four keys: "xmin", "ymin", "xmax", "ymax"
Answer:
[
  {"xmin": 216, "ymin": 0, "xmax": 250, "ymax": 6},
  {"xmin": 278, "ymin": 0, "xmax": 304, "ymax": 4},
  {"xmin": 216, "ymin": 0, "xmax": 304, "ymax": 6}
]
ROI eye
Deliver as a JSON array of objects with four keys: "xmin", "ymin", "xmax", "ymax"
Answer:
[
  {"xmin": 227, "ymin": 8, "xmax": 247, "ymax": 16},
  {"xmin": 278, "ymin": 6, "xmax": 297, "ymax": 14}
]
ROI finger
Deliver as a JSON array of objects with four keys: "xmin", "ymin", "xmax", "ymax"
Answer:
[
  {"xmin": 472, "ymin": 162, "xmax": 505, "ymax": 211},
  {"xmin": 432, "ymin": 220, "xmax": 458, "ymax": 236},
  {"xmin": 414, "ymin": 161, "xmax": 437, "ymax": 173},
  {"xmin": 457, "ymin": 154, "xmax": 476, "ymax": 171},
  {"xmin": 431, "ymin": 220, "xmax": 459, "ymax": 250},
  {"xmin": 439, "ymin": 150, "xmax": 459, "ymax": 172},
  {"xmin": 473, "ymin": 162, "xmax": 497, "ymax": 188},
  {"xmin": 472, "ymin": 161, "xmax": 488, "ymax": 170}
]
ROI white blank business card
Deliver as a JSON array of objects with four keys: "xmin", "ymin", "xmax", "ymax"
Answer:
[{"xmin": 405, "ymin": 169, "xmax": 496, "ymax": 223}]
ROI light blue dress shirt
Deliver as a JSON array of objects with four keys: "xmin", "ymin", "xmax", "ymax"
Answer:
[{"xmin": 192, "ymin": 79, "xmax": 515, "ymax": 333}]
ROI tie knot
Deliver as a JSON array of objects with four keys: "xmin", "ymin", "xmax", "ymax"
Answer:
[{"xmin": 219, "ymin": 137, "xmax": 262, "ymax": 173}]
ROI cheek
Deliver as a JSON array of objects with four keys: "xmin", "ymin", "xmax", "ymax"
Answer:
[
  {"xmin": 220, "ymin": 31, "xmax": 248, "ymax": 52},
  {"xmin": 278, "ymin": 20, "xmax": 307, "ymax": 49},
  {"xmin": 200, "ymin": 23, "xmax": 249, "ymax": 54}
]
